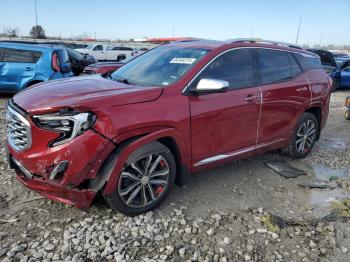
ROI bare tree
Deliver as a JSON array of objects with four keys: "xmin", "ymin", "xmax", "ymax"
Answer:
[{"xmin": 3, "ymin": 26, "xmax": 19, "ymax": 37}]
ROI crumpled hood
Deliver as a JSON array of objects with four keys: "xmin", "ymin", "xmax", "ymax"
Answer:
[{"xmin": 14, "ymin": 76, "xmax": 163, "ymax": 114}]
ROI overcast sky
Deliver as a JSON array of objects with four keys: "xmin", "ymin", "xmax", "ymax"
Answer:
[{"xmin": 1, "ymin": 0, "xmax": 349, "ymax": 45}]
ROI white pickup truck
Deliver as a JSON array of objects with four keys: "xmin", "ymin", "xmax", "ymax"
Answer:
[{"xmin": 75, "ymin": 44, "xmax": 135, "ymax": 61}]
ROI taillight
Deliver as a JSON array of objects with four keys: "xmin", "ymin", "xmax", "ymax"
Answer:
[
  {"xmin": 345, "ymin": 97, "xmax": 350, "ymax": 107},
  {"xmin": 52, "ymin": 53, "xmax": 61, "ymax": 72}
]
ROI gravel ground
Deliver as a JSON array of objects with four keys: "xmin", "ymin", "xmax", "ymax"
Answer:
[{"xmin": 0, "ymin": 90, "xmax": 349, "ymax": 262}]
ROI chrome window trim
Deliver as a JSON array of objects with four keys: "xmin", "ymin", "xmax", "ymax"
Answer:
[
  {"xmin": 182, "ymin": 46, "xmax": 311, "ymax": 94},
  {"xmin": 6, "ymin": 105, "xmax": 32, "ymax": 152}
]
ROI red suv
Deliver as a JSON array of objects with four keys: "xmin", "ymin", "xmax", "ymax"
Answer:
[{"xmin": 6, "ymin": 39, "xmax": 331, "ymax": 215}]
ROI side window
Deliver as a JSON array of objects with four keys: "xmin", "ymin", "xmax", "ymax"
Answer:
[
  {"xmin": 93, "ymin": 45, "xmax": 103, "ymax": 51},
  {"xmin": 294, "ymin": 53, "xmax": 323, "ymax": 70},
  {"xmin": 0, "ymin": 48, "xmax": 3, "ymax": 61},
  {"xmin": 257, "ymin": 49, "xmax": 291, "ymax": 85},
  {"xmin": 194, "ymin": 49, "xmax": 256, "ymax": 90},
  {"xmin": 2, "ymin": 48, "xmax": 41, "ymax": 63},
  {"xmin": 289, "ymin": 53, "xmax": 302, "ymax": 77},
  {"xmin": 112, "ymin": 47, "xmax": 122, "ymax": 51}
]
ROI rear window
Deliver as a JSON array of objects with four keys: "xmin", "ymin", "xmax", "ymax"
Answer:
[
  {"xmin": 1, "ymin": 48, "xmax": 41, "ymax": 63},
  {"xmin": 257, "ymin": 49, "xmax": 292, "ymax": 85},
  {"xmin": 294, "ymin": 53, "xmax": 323, "ymax": 70}
]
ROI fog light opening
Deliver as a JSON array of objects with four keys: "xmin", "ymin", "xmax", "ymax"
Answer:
[{"xmin": 49, "ymin": 161, "xmax": 68, "ymax": 180}]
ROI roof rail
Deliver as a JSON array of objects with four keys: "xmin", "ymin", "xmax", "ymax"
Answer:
[{"xmin": 229, "ymin": 38, "xmax": 303, "ymax": 50}]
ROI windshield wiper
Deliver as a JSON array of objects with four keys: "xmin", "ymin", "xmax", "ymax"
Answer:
[{"xmin": 115, "ymin": 78, "xmax": 131, "ymax": 85}]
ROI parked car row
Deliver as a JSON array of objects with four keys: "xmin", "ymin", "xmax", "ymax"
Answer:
[
  {"xmin": 307, "ymin": 49, "xmax": 350, "ymax": 90},
  {"xmin": 75, "ymin": 43, "xmax": 141, "ymax": 61},
  {"xmin": 6, "ymin": 38, "xmax": 332, "ymax": 215}
]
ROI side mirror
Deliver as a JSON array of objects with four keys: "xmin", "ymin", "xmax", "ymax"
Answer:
[
  {"xmin": 60, "ymin": 62, "xmax": 72, "ymax": 73},
  {"xmin": 191, "ymin": 78, "xmax": 229, "ymax": 94}
]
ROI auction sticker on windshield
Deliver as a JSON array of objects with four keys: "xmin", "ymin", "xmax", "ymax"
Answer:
[{"xmin": 170, "ymin": 58, "xmax": 197, "ymax": 64}]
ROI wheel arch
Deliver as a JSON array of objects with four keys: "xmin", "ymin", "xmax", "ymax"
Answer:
[{"xmin": 102, "ymin": 128, "xmax": 189, "ymax": 195}]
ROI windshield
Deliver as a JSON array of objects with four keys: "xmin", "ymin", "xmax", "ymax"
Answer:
[
  {"xmin": 85, "ymin": 44, "xmax": 94, "ymax": 49},
  {"xmin": 110, "ymin": 46, "xmax": 211, "ymax": 87}
]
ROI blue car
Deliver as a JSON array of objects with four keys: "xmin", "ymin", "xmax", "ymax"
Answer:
[
  {"xmin": 0, "ymin": 43, "xmax": 73, "ymax": 93},
  {"xmin": 339, "ymin": 60, "xmax": 350, "ymax": 88}
]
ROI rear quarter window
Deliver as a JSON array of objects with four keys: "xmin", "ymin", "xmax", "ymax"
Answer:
[
  {"xmin": 2, "ymin": 48, "xmax": 41, "ymax": 63},
  {"xmin": 294, "ymin": 53, "xmax": 323, "ymax": 70}
]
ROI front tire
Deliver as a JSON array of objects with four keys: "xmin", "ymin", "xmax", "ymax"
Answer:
[
  {"xmin": 104, "ymin": 142, "xmax": 176, "ymax": 215},
  {"xmin": 284, "ymin": 112, "xmax": 319, "ymax": 158}
]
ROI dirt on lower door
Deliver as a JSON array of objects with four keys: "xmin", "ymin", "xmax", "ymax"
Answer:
[{"xmin": 0, "ymin": 90, "xmax": 349, "ymax": 261}]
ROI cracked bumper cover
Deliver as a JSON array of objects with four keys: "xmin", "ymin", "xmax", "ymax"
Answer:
[{"xmin": 7, "ymin": 130, "xmax": 115, "ymax": 208}]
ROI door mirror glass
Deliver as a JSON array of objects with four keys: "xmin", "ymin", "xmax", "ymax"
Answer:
[{"xmin": 192, "ymin": 78, "xmax": 229, "ymax": 94}]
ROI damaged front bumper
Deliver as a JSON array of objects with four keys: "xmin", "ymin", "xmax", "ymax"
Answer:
[{"xmin": 7, "ymin": 129, "xmax": 115, "ymax": 208}]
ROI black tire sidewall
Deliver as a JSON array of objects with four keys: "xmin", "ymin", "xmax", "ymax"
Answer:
[
  {"xmin": 345, "ymin": 110, "xmax": 350, "ymax": 120},
  {"xmin": 290, "ymin": 112, "xmax": 319, "ymax": 158},
  {"xmin": 104, "ymin": 142, "xmax": 176, "ymax": 216}
]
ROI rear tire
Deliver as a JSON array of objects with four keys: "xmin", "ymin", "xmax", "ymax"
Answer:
[
  {"xmin": 283, "ymin": 112, "xmax": 319, "ymax": 158},
  {"xmin": 104, "ymin": 142, "xmax": 176, "ymax": 216}
]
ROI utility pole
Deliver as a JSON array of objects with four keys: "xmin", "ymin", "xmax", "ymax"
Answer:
[
  {"xmin": 172, "ymin": 27, "xmax": 175, "ymax": 38},
  {"xmin": 251, "ymin": 28, "xmax": 254, "ymax": 38},
  {"xmin": 319, "ymin": 35, "xmax": 323, "ymax": 47},
  {"xmin": 34, "ymin": 0, "xmax": 39, "ymax": 38},
  {"xmin": 295, "ymin": 17, "xmax": 302, "ymax": 45}
]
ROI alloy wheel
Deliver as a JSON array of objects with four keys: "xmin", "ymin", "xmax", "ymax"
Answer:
[
  {"xmin": 118, "ymin": 154, "xmax": 170, "ymax": 208},
  {"xmin": 295, "ymin": 119, "xmax": 316, "ymax": 153}
]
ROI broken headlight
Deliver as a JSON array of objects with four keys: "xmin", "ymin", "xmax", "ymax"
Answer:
[{"xmin": 33, "ymin": 112, "xmax": 96, "ymax": 147}]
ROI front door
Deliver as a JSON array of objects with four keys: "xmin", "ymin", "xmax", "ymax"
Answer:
[
  {"xmin": 188, "ymin": 48, "xmax": 261, "ymax": 167},
  {"xmin": 92, "ymin": 44, "xmax": 106, "ymax": 61}
]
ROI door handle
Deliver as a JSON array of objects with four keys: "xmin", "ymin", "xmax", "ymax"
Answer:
[
  {"xmin": 25, "ymin": 67, "xmax": 34, "ymax": 71},
  {"xmin": 296, "ymin": 87, "xmax": 308, "ymax": 92},
  {"xmin": 244, "ymin": 95, "xmax": 260, "ymax": 102}
]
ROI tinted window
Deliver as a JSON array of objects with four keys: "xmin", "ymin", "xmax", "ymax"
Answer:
[
  {"xmin": 289, "ymin": 53, "xmax": 302, "ymax": 77},
  {"xmin": 93, "ymin": 45, "xmax": 103, "ymax": 51},
  {"xmin": 257, "ymin": 49, "xmax": 291, "ymax": 84},
  {"xmin": 194, "ymin": 49, "xmax": 256, "ymax": 90},
  {"xmin": 2, "ymin": 48, "xmax": 41, "ymax": 63},
  {"xmin": 294, "ymin": 53, "xmax": 323, "ymax": 70}
]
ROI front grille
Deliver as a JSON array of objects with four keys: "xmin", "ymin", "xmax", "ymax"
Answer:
[{"xmin": 6, "ymin": 103, "xmax": 32, "ymax": 152}]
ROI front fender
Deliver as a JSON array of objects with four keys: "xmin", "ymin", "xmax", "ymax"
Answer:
[{"xmin": 103, "ymin": 128, "xmax": 188, "ymax": 195}]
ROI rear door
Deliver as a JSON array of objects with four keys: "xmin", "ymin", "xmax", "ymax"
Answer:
[
  {"xmin": 0, "ymin": 48, "xmax": 40, "ymax": 92},
  {"xmin": 189, "ymin": 48, "xmax": 261, "ymax": 167},
  {"xmin": 256, "ymin": 49, "xmax": 311, "ymax": 150}
]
